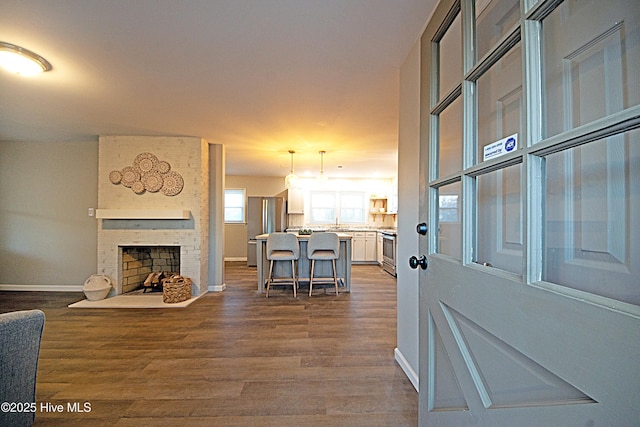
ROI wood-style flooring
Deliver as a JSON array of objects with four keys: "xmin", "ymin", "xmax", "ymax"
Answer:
[{"xmin": 0, "ymin": 262, "xmax": 417, "ymax": 426}]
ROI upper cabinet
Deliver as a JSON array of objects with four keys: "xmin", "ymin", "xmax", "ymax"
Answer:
[{"xmin": 287, "ymin": 188, "xmax": 304, "ymax": 214}]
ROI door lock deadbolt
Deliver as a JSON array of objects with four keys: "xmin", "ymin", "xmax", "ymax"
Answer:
[{"xmin": 416, "ymin": 223, "xmax": 428, "ymax": 235}]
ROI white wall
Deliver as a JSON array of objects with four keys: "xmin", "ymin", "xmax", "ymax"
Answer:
[
  {"xmin": 208, "ymin": 144, "xmax": 225, "ymax": 291},
  {"xmin": 0, "ymin": 138, "xmax": 226, "ymax": 292},
  {"xmin": 395, "ymin": 38, "xmax": 421, "ymax": 391},
  {"xmin": 0, "ymin": 140, "xmax": 98, "ymax": 289}
]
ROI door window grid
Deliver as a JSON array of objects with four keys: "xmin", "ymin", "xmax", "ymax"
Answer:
[
  {"xmin": 475, "ymin": 0, "xmax": 520, "ymax": 61},
  {"xmin": 476, "ymin": 163, "xmax": 523, "ymax": 276},
  {"xmin": 541, "ymin": 0, "xmax": 640, "ymax": 139},
  {"xmin": 476, "ymin": 43, "xmax": 522, "ymax": 163},
  {"xmin": 437, "ymin": 181, "xmax": 463, "ymax": 260},
  {"xmin": 543, "ymin": 124, "xmax": 639, "ymax": 306},
  {"xmin": 427, "ymin": 0, "xmax": 640, "ymax": 312},
  {"xmin": 438, "ymin": 13, "xmax": 463, "ymax": 101}
]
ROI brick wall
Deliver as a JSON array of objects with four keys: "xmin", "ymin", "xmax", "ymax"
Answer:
[
  {"xmin": 97, "ymin": 136, "xmax": 209, "ymax": 296},
  {"xmin": 121, "ymin": 246, "xmax": 180, "ymax": 293}
]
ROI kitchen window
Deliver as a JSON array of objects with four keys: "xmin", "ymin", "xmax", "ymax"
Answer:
[
  {"xmin": 310, "ymin": 190, "xmax": 366, "ymax": 224},
  {"xmin": 339, "ymin": 192, "xmax": 366, "ymax": 223},
  {"xmin": 310, "ymin": 191, "xmax": 335, "ymax": 223},
  {"xmin": 224, "ymin": 188, "xmax": 246, "ymax": 223}
]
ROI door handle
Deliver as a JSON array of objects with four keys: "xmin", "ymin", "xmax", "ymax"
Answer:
[
  {"xmin": 416, "ymin": 223, "xmax": 428, "ymax": 235},
  {"xmin": 409, "ymin": 255, "xmax": 428, "ymax": 270}
]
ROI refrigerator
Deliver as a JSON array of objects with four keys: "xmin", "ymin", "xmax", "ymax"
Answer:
[{"xmin": 247, "ymin": 197, "xmax": 286, "ymax": 266}]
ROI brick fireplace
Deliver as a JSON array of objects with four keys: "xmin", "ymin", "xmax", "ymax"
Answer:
[
  {"xmin": 121, "ymin": 246, "xmax": 180, "ymax": 293},
  {"xmin": 96, "ymin": 136, "xmax": 210, "ymax": 296}
]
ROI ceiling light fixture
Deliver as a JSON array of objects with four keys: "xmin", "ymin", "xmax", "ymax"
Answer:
[
  {"xmin": 317, "ymin": 150, "xmax": 329, "ymax": 184},
  {"xmin": 284, "ymin": 150, "xmax": 300, "ymax": 189},
  {"xmin": 0, "ymin": 42, "xmax": 52, "ymax": 76}
]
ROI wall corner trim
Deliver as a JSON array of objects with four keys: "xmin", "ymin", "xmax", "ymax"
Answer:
[
  {"xmin": 0, "ymin": 284, "xmax": 83, "ymax": 292},
  {"xmin": 394, "ymin": 347, "xmax": 419, "ymax": 392}
]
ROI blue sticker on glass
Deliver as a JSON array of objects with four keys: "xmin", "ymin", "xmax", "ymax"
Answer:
[{"xmin": 505, "ymin": 137, "xmax": 516, "ymax": 152}]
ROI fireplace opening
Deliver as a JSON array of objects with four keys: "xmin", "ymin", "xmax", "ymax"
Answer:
[{"xmin": 120, "ymin": 246, "xmax": 180, "ymax": 294}]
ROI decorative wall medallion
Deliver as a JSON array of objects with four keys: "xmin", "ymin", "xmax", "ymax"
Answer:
[
  {"xmin": 109, "ymin": 152, "xmax": 184, "ymax": 196},
  {"xmin": 120, "ymin": 166, "xmax": 140, "ymax": 188},
  {"xmin": 160, "ymin": 171, "xmax": 184, "ymax": 196},
  {"xmin": 157, "ymin": 160, "xmax": 171, "ymax": 174},
  {"xmin": 134, "ymin": 152, "xmax": 158, "ymax": 173},
  {"xmin": 142, "ymin": 172, "xmax": 163, "ymax": 193},
  {"xmin": 109, "ymin": 170, "xmax": 122, "ymax": 184},
  {"xmin": 131, "ymin": 181, "xmax": 146, "ymax": 194}
]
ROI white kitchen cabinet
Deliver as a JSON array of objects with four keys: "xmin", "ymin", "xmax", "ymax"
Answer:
[
  {"xmin": 365, "ymin": 232, "xmax": 377, "ymax": 261},
  {"xmin": 377, "ymin": 232, "xmax": 383, "ymax": 265},
  {"xmin": 352, "ymin": 232, "xmax": 366, "ymax": 261},
  {"xmin": 287, "ymin": 188, "xmax": 304, "ymax": 214},
  {"xmin": 352, "ymin": 231, "xmax": 377, "ymax": 263}
]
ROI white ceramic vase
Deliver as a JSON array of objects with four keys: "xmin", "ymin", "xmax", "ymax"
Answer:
[{"xmin": 82, "ymin": 274, "xmax": 112, "ymax": 301}]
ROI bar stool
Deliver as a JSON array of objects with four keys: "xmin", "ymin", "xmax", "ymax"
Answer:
[
  {"xmin": 266, "ymin": 232, "xmax": 300, "ymax": 298},
  {"xmin": 307, "ymin": 232, "xmax": 340, "ymax": 296}
]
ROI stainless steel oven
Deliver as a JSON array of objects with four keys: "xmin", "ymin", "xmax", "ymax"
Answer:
[{"xmin": 381, "ymin": 232, "xmax": 397, "ymax": 277}]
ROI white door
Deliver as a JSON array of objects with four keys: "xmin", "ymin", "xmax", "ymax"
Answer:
[{"xmin": 416, "ymin": 0, "xmax": 640, "ymax": 425}]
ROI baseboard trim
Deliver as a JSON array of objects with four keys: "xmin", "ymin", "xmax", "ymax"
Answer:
[
  {"xmin": 208, "ymin": 283, "xmax": 226, "ymax": 292},
  {"xmin": 0, "ymin": 284, "xmax": 83, "ymax": 292},
  {"xmin": 394, "ymin": 347, "xmax": 419, "ymax": 392},
  {"xmin": 224, "ymin": 257, "xmax": 247, "ymax": 262},
  {"xmin": 1, "ymin": 283, "xmax": 228, "ymax": 293}
]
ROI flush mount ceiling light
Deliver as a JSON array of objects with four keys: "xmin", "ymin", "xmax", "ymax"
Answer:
[
  {"xmin": 0, "ymin": 42, "xmax": 52, "ymax": 76},
  {"xmin": 284, "ymin": 150, "xmax": 300, "ymax": 189}
]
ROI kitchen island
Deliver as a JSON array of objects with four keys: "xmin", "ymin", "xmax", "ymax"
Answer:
[{"xmin": 255, "ymin": 233, "xmax": 352, "ymax": 293}]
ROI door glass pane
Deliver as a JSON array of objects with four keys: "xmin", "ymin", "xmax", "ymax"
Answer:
[
  {"xmin": 542, "ymin": 0, "xmax": 640, "ymax": 138},
  {"xmin": 439, "ymin": 96, "xmax": 463, "ymax": 177},
  {"xmin": 475, "ymin": 0, "xmax": 520, "ymax": 61},
  {"xmin": 477, "ymin": 44, "xmax": 522, "ymax": 163},
  {"xmin": 438, "ymin": 181, "xmax": 462, "ymax": 260},
  {"xmin": 439, "ymin": 13, "xmax": 462, "ymax": 100},
  {"xmin": 476, "ymin": 164, "xmax": 523, "ymax": 275},
  {"xmin": 544, "ymin": 128, "xmax": 640, "ymax": 305}
]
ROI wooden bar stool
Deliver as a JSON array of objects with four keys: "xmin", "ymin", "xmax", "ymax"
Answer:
[
  {"xmin": 266, "ymin": 232, "xmax": 300, "ymax": 298},
  {"xmin": 307, "ymin": 232, "xmax": 340, "ymax": 296}
]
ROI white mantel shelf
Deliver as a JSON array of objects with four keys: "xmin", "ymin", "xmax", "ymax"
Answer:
[{"xmin": 96, "ymin": 209, "xmax": 191, "ymax": 219}]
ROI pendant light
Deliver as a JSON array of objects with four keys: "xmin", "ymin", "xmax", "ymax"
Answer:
[
  {"xmin": 0, "ymin": 42, "xmax": 52, "ymax": 76},
  {"xmin": 284, "ymin": 150, "xmax": 300, "ymax": 189},
  {"xmin": 317, "ymin": 150, "xmax": 328, "ymax": 184}
]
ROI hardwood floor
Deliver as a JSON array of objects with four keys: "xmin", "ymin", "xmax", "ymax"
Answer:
[{"xmin": 0, "ymin": 262, "xmax": 417, "ymax": 426}]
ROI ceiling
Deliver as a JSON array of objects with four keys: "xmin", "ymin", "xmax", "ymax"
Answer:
[{"xmin": 0, "ymin": 0, "xmax": 434, "ymax": 178}]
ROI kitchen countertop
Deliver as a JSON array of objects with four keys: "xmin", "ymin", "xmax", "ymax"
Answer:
[
  {"xmin": 285, "ymin": 228, "xmax": 396, "ymax": 234},
  {"xmin": 256, "ymin": 232, "xmax": 352, "ymax": 239}
]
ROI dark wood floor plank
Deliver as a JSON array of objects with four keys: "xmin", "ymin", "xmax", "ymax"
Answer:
[{"xmin": 1, "ymin": 262, "xmax": 417, "ymax": 426}]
